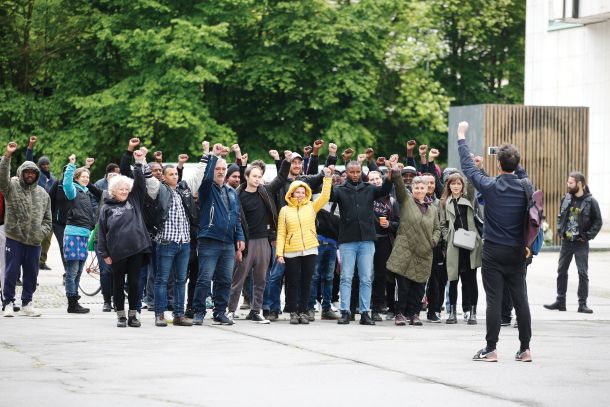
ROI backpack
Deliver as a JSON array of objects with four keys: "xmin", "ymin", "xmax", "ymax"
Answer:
[{"xmin": 520, "ymin": 179, "xmax": 544, "ymax": 256}]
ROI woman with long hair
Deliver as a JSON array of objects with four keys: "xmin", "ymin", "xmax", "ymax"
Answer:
[{"xmin": 440, "ymin": 172, "xmax": 482, "ymax": 325}]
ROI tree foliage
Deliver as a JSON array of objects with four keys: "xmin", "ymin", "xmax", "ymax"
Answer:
[{"xmin": 0, "ymin": 0, "xmax": 524, "ymax": 176}]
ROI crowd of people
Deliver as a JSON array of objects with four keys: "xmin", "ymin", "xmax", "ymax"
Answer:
[{"xmin": 0, "ymin": 121, "xmax": 603, "ymax": 361}]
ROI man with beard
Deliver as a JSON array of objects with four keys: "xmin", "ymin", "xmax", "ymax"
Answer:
[
  {"xmin": 1, "ymin": 142, "xmax": 52, "ymax": 317},
  {"xmin": 544, "ymin": 172, "xmax": 602, "ymax": 314}
]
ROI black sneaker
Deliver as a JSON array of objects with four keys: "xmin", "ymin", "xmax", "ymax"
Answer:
[
  {"xmin": 298, "ymin": 312, "xmax": 310, "ymax": 324},
  {"xmin": 426, "ymin": 312, "xmax": 441, "ymax": 323},
  {"xmin": 213, "ymin": 313, "xmax": 235, "ymax": 325},
  {"xmin": 501, "ymin": 318, "xmax": 511, "ymax": 327},
  {"xmin": 185, "ymin": 308, "xmax": 194, "ymax": 319},
  {"xmin": 117, "ymin": 317, "xmax": 127, "ymax": 328},
  {"xmin": 103, "ymin": 302, "xmax": 112, "ymax": 312},
  {"xmin": 371, "ymin": 311, "xmax": 383, "ymax": 322},
  {"xmin": 578, "ymin": 304, "xmax": 593, "ymax": 314},
  {"xmin": 39, "ymin": 263, "xmax": 51, "ymax": 270},
  {"xmin": 247, "ymin": 310, "xmax": 270, "ymax": 324}
]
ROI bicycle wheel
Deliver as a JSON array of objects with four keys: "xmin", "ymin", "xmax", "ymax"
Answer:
[{"xmin": 79, "ymin": 251, "xmax": 102, "ymax": 296}]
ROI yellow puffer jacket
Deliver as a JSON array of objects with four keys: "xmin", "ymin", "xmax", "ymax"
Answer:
[{"xmin": 276, "ymin": 177, "xmax": 332, "ymax": 257}]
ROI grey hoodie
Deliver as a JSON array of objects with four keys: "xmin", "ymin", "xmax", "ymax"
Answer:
[{"xmin": 0, "ymin": 156, "xmax": 52, "ymax": 246}]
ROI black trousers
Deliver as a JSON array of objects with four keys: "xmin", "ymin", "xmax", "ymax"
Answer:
[
  {"xmin": 112, "ymin": 254, "xmax": 143, "ymax": 312},
  {"xmin": 426, "ymin": 245, "xmax": 447, "ymax": 314},
  {"xmin": 52, "ymin": 223, "xmax": 67, "ymax": 271},
  {"xmin": 395, "ymin": 275, "xmax": 425, "ymax": 317},
  {"xmin": 372, "ymin": 236, "xmax": 392, "ymax": 312},
  {"xmin": 284, "ymin": 255, "xmax": 317, "ymax": 313},
  {"xmin": 556, "ymin": 240, "xmax": 589, "ymax": 304},
  {"xmin": 186, "ymin": 249, "xmax": 199, "ymax": 310},
  {"xmin": 482, "ymin": 241, "xmax": 531, "ymax": 350}
]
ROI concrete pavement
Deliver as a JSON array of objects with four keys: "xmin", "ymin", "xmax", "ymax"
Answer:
[{"xmin": 1, "ymin": 238, "xmax": 609, "ymax": 407}]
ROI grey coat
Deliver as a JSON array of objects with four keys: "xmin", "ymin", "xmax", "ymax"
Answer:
[
  {"xmin": 0, "ymin": 157, "xmax": 52, "ymax": 246},
  {"xmin": 386, "ymin": 172, "xmax": 441, "ymax": 283},
  {"xmin": 440, "ymin": 195, "xmax": 482, "ymax": 281}
]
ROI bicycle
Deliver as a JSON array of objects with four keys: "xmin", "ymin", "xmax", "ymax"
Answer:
[{"xmin": 79, "ymin": 250, "xmax": 102, "ymax": 296}]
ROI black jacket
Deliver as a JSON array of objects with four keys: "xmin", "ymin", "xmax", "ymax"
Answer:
[
  {"xmin": 155, "ymin": 181, "xmax": 198, "ymax": 236},
  {"xmin": 49, "ymin": 179, "xmax": 69, "ymax": 226},
  {"xmin": 98, "ymin": 164, "xmax": 152, "ymax": 262},
  {"xmin": 330, "ymin": 177, "xmax": 393, "ymax": 244},
  {"xmin": 557, "ymin": 193, "xmax": 603, "ymax": 241}
]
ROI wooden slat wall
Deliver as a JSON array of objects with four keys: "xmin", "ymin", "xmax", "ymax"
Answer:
[{"xmin": 482, "ymin": 105, "xmax": 589, "ymax": 245}]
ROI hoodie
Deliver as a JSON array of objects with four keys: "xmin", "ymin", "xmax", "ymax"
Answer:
[
  {"xmin": 0, "ymin": 157, "xmax": 52, "ymax": 246},
  {"xmin": 276, "ymin": 178, "xmax": 331, "ymax": 257}
]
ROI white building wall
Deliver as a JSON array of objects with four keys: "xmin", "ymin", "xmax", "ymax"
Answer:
[{"xmin": 525, "ymin": 0, "xmax": 610, "ymax": 228}]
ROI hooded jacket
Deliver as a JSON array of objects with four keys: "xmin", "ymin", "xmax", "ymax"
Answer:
[
  {"xmin": 0, "ymin": 157, "xmax": 52, "ymax": 246},
  {"xmin": 276, "ymin": 177, "xmax": 332, "ymax": 257}
]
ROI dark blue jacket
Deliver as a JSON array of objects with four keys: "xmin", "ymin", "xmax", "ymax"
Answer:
[
  {"xmin": 458, "ymin": 140, "xmax": 530, "ymax": 247},
  {"xmin": 197, "ymin": 155, "xmax": 245, "ymax": 245}
]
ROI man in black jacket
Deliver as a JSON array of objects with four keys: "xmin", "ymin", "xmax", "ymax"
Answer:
[
  {"xmin": 544, "ymin": 172, "xmax": 602, "ymax": 314},
  {"xmin": 330, "ymin": 160, "xmax": 393, "ymax": 325}
]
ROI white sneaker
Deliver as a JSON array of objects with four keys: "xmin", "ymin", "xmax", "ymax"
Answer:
[
  {"xmin": 227, "ymin": 311, "xmax": 235, "ymax": 321},
  {"xmin": 3, "ymin": 305, "xmax": 14, "ymax": 317},
  {"xmin": 331, "ymin": 302, "xmax": 340, "ymax": 312},
  {"xmin": 463, "ymin": 311, "xmax": 470, "ymax": 321},
  {"xmin": 19, "ymin": 303, "xmax": 41, "ymax": 317}
]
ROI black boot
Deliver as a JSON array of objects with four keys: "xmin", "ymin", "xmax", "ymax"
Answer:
[
  {"xmin": 359, "ymin": 311, "xmax": 376, "ymax": 325},
  {"xmin": 577, "ymin": 304, "xmax": 593, "ymax": 314},
  {"xmin": 543, "ymin": 300, "xmax": 566, "ymax": 311},
  {"xmin": 445, "ymin": 305, "xmax": 457, "ymax": 324},
  {"xmin": 337, "ymin": 310, "xmax": 351, "ymax": 325},
  {"xmin": 67, "ymin": 296, "xmax": 90, "ymax": 314},
  {"xmin": 467, "ymin": 305, "xmax": 477, "ymax": 325},
  {"xmin": 128, "ymin": 311, "xmax": 141, "ymax": 327}
]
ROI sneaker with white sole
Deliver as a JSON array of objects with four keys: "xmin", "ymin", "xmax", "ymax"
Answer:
[
  {"xmin": 473, "ymin": 347, "xmax": 498, "ymax": 362},
  {"xmin": 515, "ymin": 348, "xmax": 532, "ymax": 362},
  {"xmin": 19, "ymin": 303, "xmax": 41, "ymax": 317},
  {"xmin": 246, "ymin": 310, "xmax": 270, "ymax": 324},
  {"xmin": 3, "ymin": 305, "xmax": 14, "ymax": 317}
]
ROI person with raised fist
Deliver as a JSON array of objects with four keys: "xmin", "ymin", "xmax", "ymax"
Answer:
[{"xmin": 1, "ymin": 142, "xmax": 52, "ymax": 318}]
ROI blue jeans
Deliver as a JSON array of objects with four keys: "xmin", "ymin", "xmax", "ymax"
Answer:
[
  {"xmin": 65, "ymin": 260, "xmax": 85, "ymax": 297},
  {"xmin": 263, "ymin": 247, "xmax": 285, "ymax": 312},
  {"xmin": 155, "ymin": 241, "xmax": 190, "ymax": 316},
  {"xmin": 308, "ymin": 242, "xmax": 337, "ymax": 311},
  {"xmin": 339, "ymin": 241, "xmax": 375, "ymax": 312},
  {"xmin": 193, "ymin": 238, "xmax": 235, "ymax": 316}
]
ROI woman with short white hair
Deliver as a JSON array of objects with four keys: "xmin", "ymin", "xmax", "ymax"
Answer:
[{"xmin": 98, "ymin": 150, "xmax": 151, "ymax": 328}]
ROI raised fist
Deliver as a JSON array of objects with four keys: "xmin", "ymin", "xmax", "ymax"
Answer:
[
  {"xmin": 128, "ymin": 138, "xmax": 140, "ymax": 150},
  {"xmin": 342, "ymin": 148, "xmax": 354, "ymax": 161},
  {"xmin": 212, "ymin": 143, "xmax": 223, "ymax": 156},
  {"xmin": 69, "ymin": 154, "xmax": 77, "ymax": 164},
  {"xmin": 241, "ymin": 153, "xmax": 248, "ymax": 166},
  {"xmin": 418, "ymin": 144, "xmax": 428, "ymax": 155},
  {"xmin": 133, "ymin": 150, "xmax": 145, "ymax": 162},
  {"xmin": 323, "ymin": 167, "xmax": 332, "ymax": 177},
  {"xmin": 231, "ymin": 144, "xmax": 241, "ymax": 152},
  {"xmin": 269, "ymin": 150, "xmax": 280, "ymax": 160},
  {"xmin": 85, "ymin": 157, "xmax": 95, "ymax": 167},
  {"xmin": 357, "ymin": 153, "xmax": 366, "ymax": 163},
  {"xmin": 406, "ymin": 140, "xmax": 416, "ymax": 152},
  {"xmin": 457, "ymin": 121, "xmax": 469, "ymax": 139},
  {"xmin": 29, "ymin": 136, "xmax": 37, "ymax": 145},
  {"xmin": 429, "ymin": 148, "xmax": 440, "ymax": 159},
  {"xmin": 303, "ymin": 145, "xmax": 312, "ymax": 155},
  {"xmin": 365, "ymin": 148, "xmax": 374, "ymax": 160},
  {"xmin": 178, "ymin": 154, "xmax": 189, "ymax": 164},
  {"xmin": 153, "ymin": 151, "xmax": 163, "ymax": 162},
  {"xmin": 202, "ymin": 141, "xmax": 210, "ymax": 154},
  {"xmin": 376, "ymin": 157, "xmax": 386, "ymax": 167},
  {"xmin": 328, "ymin": 143, "xmax": 337, "ymax": 156},
  {"xmin": 284, "ymin": 150, "xmax": 292, "ymax": 160},
  {"xmin": 139, "ymin": 146, "xmax": 149, "ymax": 157},
  {"xmin": 6, "ymin": 142, "xmax": 18, "ymax": 155}
]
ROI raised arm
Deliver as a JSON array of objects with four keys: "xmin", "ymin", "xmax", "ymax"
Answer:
[
  {"xmin": 0, "ymin": 143, "xmax": 16, "ymax": 195},
  {"xmin": 62, "ymin": 159, "xmax": 77, "ymax": 200},
  {"xmin": 312, "ymin": 173, "xmax": 333, "ymax": 213},
  {"xmin": 266, "ymin": 159, "xmax": 290, "ymax": 194},
  {"xmin": 457, "ymin": 122, "xmax": 494, "ymax": 192}
]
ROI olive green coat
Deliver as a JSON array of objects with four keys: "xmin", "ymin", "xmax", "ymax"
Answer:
[
  {"xmin": 386, "ymin": 172, "xmax": 441, "ymax": 283},
  {"xmin": 440, "ymin": 195, "xmax": 482, "ymax": 281}
]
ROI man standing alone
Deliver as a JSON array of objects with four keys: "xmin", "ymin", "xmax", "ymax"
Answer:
[{"xmin": 544, "ymin": 172, "xmax": 602, "ymax": 314}]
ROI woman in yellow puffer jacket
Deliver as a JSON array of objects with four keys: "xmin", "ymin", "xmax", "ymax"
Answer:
[{"xmin": 277, "ymin": 166, "xmax": 333, "ymax": 324}]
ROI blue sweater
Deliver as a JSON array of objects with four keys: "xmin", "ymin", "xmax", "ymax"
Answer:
[
  {"xmin": 458, "ymin": 140, "xmax": 529, "ymax": 247},
  {"xmin": 197, "ymin": 155, "xmax": 245, "ymax": 245}
]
